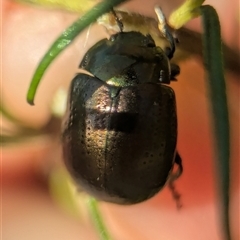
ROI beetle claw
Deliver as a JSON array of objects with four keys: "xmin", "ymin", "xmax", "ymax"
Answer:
[
  {"xmin": 168, "ymin": 152, "xmax": 183, "ymax": 208},
  {"xmin": 169, "ymin": 182, "xmax": 182, "ymax": 209}
]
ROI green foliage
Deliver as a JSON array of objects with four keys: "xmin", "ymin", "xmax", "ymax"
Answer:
[
  {"xmin": 169, "ymin": 0, "xmax": 205, "ymax": 28},
  {"xmin": 200, "ymin": 5, "xmax": 231, "ymax": 240},
  {"xmin": 17, "ymin": 0, "xmax": 97, "ymax": 13}
]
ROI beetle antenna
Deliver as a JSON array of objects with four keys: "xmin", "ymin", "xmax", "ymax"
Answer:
[
  {"xmin": 111, "ymin": 9, "xmax": 124, "ymax": 32},
  {"xmin": 154, "ymin": 6, "xmax": 175, "ymax": 59}
]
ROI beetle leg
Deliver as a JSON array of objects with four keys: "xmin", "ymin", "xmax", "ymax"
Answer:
[
  {"xmin": 170, "ymin": 63, "xmax": 180, "ymax": 81},
  {"xmin": 111, "ymin": 9, "xmax": 124, "ymax": 32},
  {"xmin": 168, "ymin": 152, "xmax": 183, "ymax": 208},
  {"xmin": 154, "ymin": 6, "xmax": 176, "ymax": 59}
]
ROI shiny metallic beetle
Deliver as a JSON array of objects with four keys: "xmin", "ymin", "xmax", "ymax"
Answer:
[{"xmin": 62, "ymin": 10, "xmax": 182, "ymax": 205}]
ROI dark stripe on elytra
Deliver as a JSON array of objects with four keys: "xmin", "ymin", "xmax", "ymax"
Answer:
[{"xmin": 87, "ymin": 109, "xmax": 138, "ymax": 133}]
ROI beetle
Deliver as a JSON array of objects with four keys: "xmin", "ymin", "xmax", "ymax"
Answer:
[{"xmin": 62, "ymin": 10, "xmax": 183, "ymax": 205}]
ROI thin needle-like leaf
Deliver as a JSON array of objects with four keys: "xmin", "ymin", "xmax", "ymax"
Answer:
[
  {"xmin": 87, "ymin": 197, "xmax": 111, "ymax": 240},
  {"xmin": 200, "ymin": 5, "xmax": 231, "ymax": 240}
]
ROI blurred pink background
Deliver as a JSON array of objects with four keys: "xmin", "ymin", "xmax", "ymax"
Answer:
[{"xmin": 2, "ymin": 0, "xmax": 239, "ymax": 239}]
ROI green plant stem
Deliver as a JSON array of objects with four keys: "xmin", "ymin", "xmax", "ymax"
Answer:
[
  {"xmin": 27, "ymin": 0, "xmax": 128, "ymax": 105},
  {"xmin": 87, "ymin": 197, "xmax": 111, "ymax": 240},
  {"xmin": 200, "ymin": 5, "xmax": 231, "ymax": 240}
]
